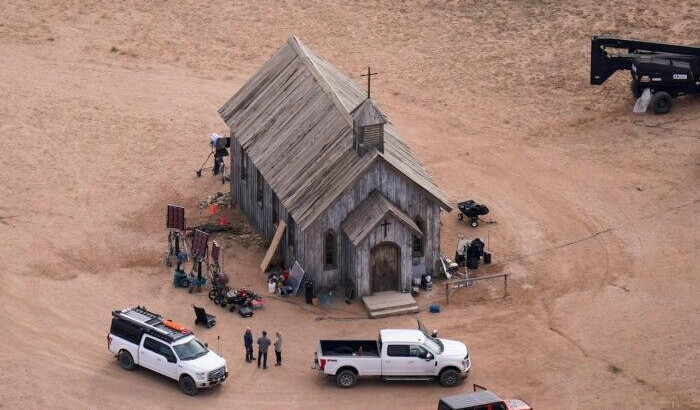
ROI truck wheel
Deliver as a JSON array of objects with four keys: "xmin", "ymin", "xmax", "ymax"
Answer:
[
  {"xmin": 651, "ymin": 91, "xmax": 672, "ymax": 114},
  {"xmin": 118, "ymin": 350, "xmax": 135, "ymax": 371},
  {"xmin": 439, "ymin": 368, "xmax": 460, "ymax": 387},
  {"xmin": 630, "ymin": 80, "xmax": 642, "ymax": 98},
  {"xmin": 179, "ymin": 375, "xmax": 198, "ymax": 396},
  {"xmin": 336, "ymin": 369, "xmax": 357, "ymax": 388}
]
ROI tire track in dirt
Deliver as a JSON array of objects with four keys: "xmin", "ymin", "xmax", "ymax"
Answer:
[{"xmin": 501, "ymin": 199, "xmax": 697, "ymax": 265}]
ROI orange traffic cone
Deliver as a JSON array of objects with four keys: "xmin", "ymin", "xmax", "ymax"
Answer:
[
  {"xmin": 209, "ymin": 203, "xmax": 218, "ymax": 215},
  {"xmin": 219, "ymin": 214, "xmax": 229, "ymax": 226}
]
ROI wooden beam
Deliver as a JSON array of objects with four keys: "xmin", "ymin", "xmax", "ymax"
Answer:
[{"xmin": 260, "ymin": 220, "xmax": 286, "ymax": 272}]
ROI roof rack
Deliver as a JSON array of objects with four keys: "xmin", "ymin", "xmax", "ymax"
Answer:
[{"xmin": 112, "ymin": 306, "xmax": 192, "ymax": 343}]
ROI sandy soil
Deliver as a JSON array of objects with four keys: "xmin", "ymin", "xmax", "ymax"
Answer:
[{"xmin": 1, "ymin": 1, "xmax": 698, "ymax": 409}]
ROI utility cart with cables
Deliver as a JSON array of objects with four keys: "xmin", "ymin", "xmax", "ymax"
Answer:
[{"xmin": 457, "ymin": 200, "xmax": 489, "ymax": 228}]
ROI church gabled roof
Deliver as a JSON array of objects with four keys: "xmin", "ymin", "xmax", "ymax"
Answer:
[
  {"xmin": 218, "ymin": 36, "xmax": 451, "ymax": 230},
  {"xmin": 341, "ymin": 190, "xmax": 422, "ymax": 246}
]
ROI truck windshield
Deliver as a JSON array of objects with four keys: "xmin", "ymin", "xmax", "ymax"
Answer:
[
  {"xmin": 424, "ymin": 337, "xmax": 443, "ymax": 353},
  {"xmin": 174, "ymin": 339, "xmax": 209, "ymax": 361}
]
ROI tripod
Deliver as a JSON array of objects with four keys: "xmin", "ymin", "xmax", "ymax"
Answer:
[
  {"xmin": 164, "ymin": 230, "xmax": 189, "ymax": 268},
  {"xmin": 196, "ymin": 136, "xmax": 230, "ymax": 184},
  {"xmin": 196, "ymin": 150, "xmax": 215, "ymax": 178}
]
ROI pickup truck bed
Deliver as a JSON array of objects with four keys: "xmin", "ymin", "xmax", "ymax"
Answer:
[{"xmin": 319, "ymin": 340, "xmax": 379, "ymax": 357}]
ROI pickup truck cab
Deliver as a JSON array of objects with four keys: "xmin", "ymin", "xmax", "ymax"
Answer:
[
  {"xmin": 314, "ymin": 320, "xmax": 471, "ymax": 388},
  {"xmin": 438, "ymin": 385, "xmax": 533, "ymax": 410},
  {"xmin": 107, "ymin": 306, "xmax": 228, "ymax": 395}
]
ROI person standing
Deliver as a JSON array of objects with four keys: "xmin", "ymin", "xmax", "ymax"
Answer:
[
  {"xmin": 257, "ymin": 330, "xmax": 271, "ymax": 369},
  {"xmin": 274, "ymin": 332, "xmax": 283, "ymax": 366},
  {"xmin": 244, "ymin": 328, "xmax": 254, "ymax": 363}
]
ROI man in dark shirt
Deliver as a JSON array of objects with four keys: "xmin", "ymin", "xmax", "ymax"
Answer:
[
  {"xmin": 244, "ymin": 327, "xmax": 254, "ymax": 363},
  {"xmin": 257, "ymin": 330, "xmax": 271, "ymax": 369}
]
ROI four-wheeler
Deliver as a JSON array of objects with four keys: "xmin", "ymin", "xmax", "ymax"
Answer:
[
  {"xmin": 313, "ymin": 320, "xmax": 471, "ymax": 388},
  {"xmin": 457, "ymin": 200, "xmax": 489, "ymax": 227},
  {"xmin": 438, "ymin": 384, "xmax": 533, "ymax": 410},
  {"xmin": 214, "ymin": 287, "xmax": 264, "ymax": 311},
  {"xmin": 107, "ymin": 306, "xmax": 228, "ymax": 396},
  {"xmin": 591, "ymin": 36, "xmax": 700, "ymax": 114}
]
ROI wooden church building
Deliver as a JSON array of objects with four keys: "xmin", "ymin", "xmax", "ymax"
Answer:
[{"xmin": 218, "ymin": 36, "xmax": 451, "ymax": 299}]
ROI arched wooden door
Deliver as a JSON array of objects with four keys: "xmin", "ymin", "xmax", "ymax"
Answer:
[{"xmin": 370, "ymin": 242, "xmax": 400, "ymax": 293}]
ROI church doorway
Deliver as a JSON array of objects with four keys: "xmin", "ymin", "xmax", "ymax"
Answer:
[{"xmin": 370, "ymin": 242, "xmax": 400, "ymax": 293}]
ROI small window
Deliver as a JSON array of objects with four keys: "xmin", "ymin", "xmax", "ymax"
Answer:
[
  {"xmin": 159, "ymin": 345, "xmax": 176, "ymax": 361},
  {"xmin": 412, "ymin": 218, "xmax": 424, "ymax": 257},
  {"xmin": 272, "ymin": 193, "xmax": 279, "ymax": 225},
  {"xmin": 144, "ymin": 337, "xmax": 175, "ymax": 360},
  {"xmin": 256, "ymin": 170, "xmax": 264, "ymax": 206},
  {"xmin": 409, "ymin": 345, "xmax": 428, "ymax": 358},
  {"xmin": 110, "ymin": 319, "xmax": 142, "ymax": 344},
  {"xmin": 386, "ymin": 345, "xmax": 410, "ymax": 357},
  {"xmin": 240, "ymin": 153, "xmax": 248, "ymax": 181},
  {"xmin": 287, "ymin": 216, "xmax": 295, "ymax": 251},
  {"xmin": 324, "ymin": 230, "xmax": 337, "ymax": 270},
  {"xmin": 143, "ymin": 337, "xmax": 162, "ymax": 353}
]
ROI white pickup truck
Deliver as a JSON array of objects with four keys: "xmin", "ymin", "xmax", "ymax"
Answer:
[
  {"xmin": 107, "ymin": 306, "xmax": 228, "ymax": 395},
  {"xmin": 314, "ymin": 321, "xmax": 471, "ymax": 388}
]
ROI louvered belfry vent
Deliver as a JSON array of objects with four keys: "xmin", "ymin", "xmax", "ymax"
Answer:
[{"xmin": 351, "ymin": 98, "xmax": 387, "ymax": 155}]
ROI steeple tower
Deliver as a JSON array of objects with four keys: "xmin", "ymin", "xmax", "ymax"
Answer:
[{"xmin": 351, "ymin": 98, "xmax": 386, "ymax": 155}]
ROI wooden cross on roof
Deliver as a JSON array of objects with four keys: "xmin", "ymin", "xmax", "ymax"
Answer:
[{"xmin": 360, "ymin": 66, "xmax": 378, "ymax": 98}]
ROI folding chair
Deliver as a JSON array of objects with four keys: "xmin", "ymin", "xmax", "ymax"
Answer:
[{"xmin": 193, "ymin": 305, "xmax": 216, "ymax": 328}]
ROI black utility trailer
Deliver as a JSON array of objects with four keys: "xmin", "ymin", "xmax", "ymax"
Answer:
[
  {"xmin": 457, "ymin": 200, "xmax": 489, "ymax": 227},
  {"xmin": 591, "ymin": 36, "xmax": 700, "ymax": 114}
]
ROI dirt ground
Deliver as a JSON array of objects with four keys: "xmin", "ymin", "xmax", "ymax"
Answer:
[{"xmin": 1, "ymin": 1, "xmax": 698, "ymax": 409}]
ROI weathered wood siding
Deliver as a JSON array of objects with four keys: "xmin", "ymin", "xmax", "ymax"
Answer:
[
  {"xmin": 229, "ymin": 135, "xmax": 304, "ymax": 269},
  {"xmin": 306, "ymin": 159, "xmax": 441, "ymax": 297},
  {"xmin": 341, "ymin": 232, "xmax": 354, "ymax": 293},
  {"xmin": 352, "ymin": 215, "xmax": 415, "ymax": 296},
  {"xmin": 231, "ymin": 136, "xmax": 440, "ymax": 297}
]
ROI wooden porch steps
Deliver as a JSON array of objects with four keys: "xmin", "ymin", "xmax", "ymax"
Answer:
[{"xmin": 363, "ymin": 291, "xmax": 419, "ymax": 319}]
